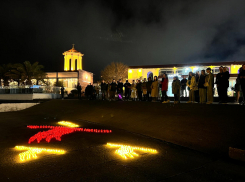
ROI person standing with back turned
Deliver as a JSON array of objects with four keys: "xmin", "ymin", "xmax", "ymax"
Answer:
[
  {"xmin": 238, "ymin": 63, "xmax": 245, "ymax": 105},
  {"xmin": 146, "ymin": 77, "xmax": 153, "ymax": 101},
  {"xmin": 180, "ymin": 76, "xmax": 187, "ymax": 97},
  {"xmin": 172, "ymin": 76, "xmax": 181, "ymax": 104},
  {"xmin": 206, "ymin": 68, "xmax": 214, "ymax": 104},
  {"xmin": 198, "ymin": 70, "xmax": 206, "ymax": 104},
  {"xmin": 187, "ymin": 72, "xmax": 197, "ymax": 103},
  {"xmin": 161, "ymin": 73, "xmax": 170, "ymax": 103},
  {"xmin": 151, "ymin": 76, "xmax": 159, "ymax": 102}
]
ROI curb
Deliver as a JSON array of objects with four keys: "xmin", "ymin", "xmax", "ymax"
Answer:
[{"xmin": 229, "ymin": 147, "xmax": 245, "ymax": 162}]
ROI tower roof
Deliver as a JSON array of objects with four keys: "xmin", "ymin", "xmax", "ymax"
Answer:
[
  {"xmin": 64, "ymin": 44, "xmax": 83, "ymax": 54},
  {"xmin": 66, "ymin": 47, "xmax": 79, "ymax": 53}
]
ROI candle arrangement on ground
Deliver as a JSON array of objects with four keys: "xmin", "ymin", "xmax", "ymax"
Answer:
[
  {"xmin": 106, "ymin": 143, "xmax": 157, "ymax": 159},
  {"xmin": 57, "ymin": 121, "xmax": 79, "ymax": 127},
  {"xmin": 15, "ymin": 146, "xmax": 65, "ymax": 161},
  {"xmin": 27, "ymin": 123, "xmax": 112, "ymax": 143}
]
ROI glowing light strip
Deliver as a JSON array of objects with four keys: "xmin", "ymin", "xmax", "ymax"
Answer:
[
  {"xmin": 27, "ymin": 126, "xmax": 112, "ymax": 144},
  {"xmin": 107, "ymin": 143, "xmax": 157, "ymax": 159},
  {"xmin": 15, "ymin": 146, "xmax": 65, "ymax": 161},
  {"xmin": 58, "ymin": 121, "xmax": 79, "ymax": 127}
]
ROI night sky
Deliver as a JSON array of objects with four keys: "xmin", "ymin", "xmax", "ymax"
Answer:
[{"xmin": 1, "ymin": 0, "xmax": 245, "ymax": 80}]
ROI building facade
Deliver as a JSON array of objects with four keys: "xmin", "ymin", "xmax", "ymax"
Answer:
[
  {"xmin": 128, "ymin": 61, "xmax": 244, "ymax": 97},
  {"xmin": 46, "ymin": 46, "xmax": 93, "ymax": 92}
]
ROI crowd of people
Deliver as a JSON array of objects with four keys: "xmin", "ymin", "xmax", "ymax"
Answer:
[{"xmin": 78, "ymin": 64, "xmax": 245, "ymax": 105}]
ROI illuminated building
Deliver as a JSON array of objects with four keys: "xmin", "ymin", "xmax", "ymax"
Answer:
[
  {"xmin": 128, "ymin": 61, "xmax": 244, "ymax": 97},
  {"xmin": 45, "ymin": 45, "xmax": 93, "ymax": 91},
  {"xmin": 107, "ymin": 143, "xmax": 157, "ymax": 159}
]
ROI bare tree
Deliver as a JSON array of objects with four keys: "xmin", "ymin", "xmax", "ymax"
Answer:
[{"xmin": 101, "ymin": 62, "xmax": 128, "ymax": 82}]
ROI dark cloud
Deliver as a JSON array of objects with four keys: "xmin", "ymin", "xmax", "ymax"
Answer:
[{"xmin": 0, "ymin": 0, "xmax": 245, "ymax": 80}]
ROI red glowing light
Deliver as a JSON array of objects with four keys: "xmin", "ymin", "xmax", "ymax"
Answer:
[{"xmin": 27, "ymin": 125, "xmax": 112, "ymax": 144}]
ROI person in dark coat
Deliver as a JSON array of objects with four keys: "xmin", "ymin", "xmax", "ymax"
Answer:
[
  {"xmin": 238, "ymin": 63, "xmax": 245, "ymax": 105},
  {"xmin": 141, "ymin": 78, "xmax": 147, "ymax": 101},
  {"xmin": 117, "ymin": 79, "xmax": 124, "ymax": 100},
  {"xmin": 206, "ymin": 68, "xmax": 214, "ymax": 104},
  {"xmin": 124, "ymin": 80, "xmax": 131, "ymax": 101},
  {"xmin": 198, "ymin": 70, "xmax": 206, "ymax": 104},
  {"xmin": 187, "ymin": 73, "xmax": 192, "ymax": 97},
  {"xmin": 77, "ymin": 83, "xmax": 82, "ymax": 99},
  {"xmin": 222, "ymin": 67, "xmax": 230, "ymax": 103},
  {"xmin": 61, "ymin": 86, "xmax": 65, "ymax": 99},
  {"xmin": 88, "ymin": 83, "xmax": 93, "ymax": 100},
  {"xmin": 85, "ymin": 85, "xmax": 89, "ymax": 100},
  {"xmin": 100, "ymin": 80, "xmax": 107, "ymax": 100},
  {"xmin": 180, "ymin": 76, "xmax": 187, "ymax": 97},
  {"xmin": 110, "ymin": 79, "xmax": 117, "ymax": 101},
  {"xmin": 195, "ymin": 71, "xmax": 200, "ymax": 103},
  {"xmin": 172, "ymin": 76, "xmax": 181, "ymax": 104},
  {"xmin": 234, "ymin": 78, "xmax": 241, "ymax": 103},
  {"xmin": 161, "ymin": 73, "xmax": 169, "ymax": 103},
  {"xmin": 136, "ymin": 80, "xmax": 142, "ymax": 101},
  {"xmin": 146, "ymin": 77, "xmax": 153, "ymax": 101},
  {"xmin": 92, "ymin": 86, "xmax": 97, "ymax": 100},
  {"xmin": 215, "ymin": 66, "xmax": 224, "ymax": 103}
]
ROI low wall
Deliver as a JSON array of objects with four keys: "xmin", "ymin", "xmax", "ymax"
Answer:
[
  {"xmin": 0, "ymin": 94, "xmax": 33, "ymax": 100},
  {"xmin": 0, "ymin": 93, "xmax": 61, "ymax": 100},
  {"xmin": 33, "ymin": 93, "xmax": 61, "ymax": 99},
  {"xmin": 0, "ymin": 103, "xmax": 39, "ymax": 112}
]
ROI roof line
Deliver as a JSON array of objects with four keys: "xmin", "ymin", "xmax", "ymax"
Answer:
[{"xmin": 128, "ymin": 61, "xmax": 245, "ymax": 68}]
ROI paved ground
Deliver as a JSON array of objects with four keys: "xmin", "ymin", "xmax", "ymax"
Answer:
[{"xmin": 0, "ymin": 100, "xmax": 245, "ymax": 181}]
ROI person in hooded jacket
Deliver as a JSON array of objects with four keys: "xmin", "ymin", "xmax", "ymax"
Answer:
[{"xmin": 172, "ymin": 76, "xmax": 181, "ymax": 104}]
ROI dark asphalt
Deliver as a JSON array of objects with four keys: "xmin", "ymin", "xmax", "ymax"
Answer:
[{"xmin": 0, "ymin": 100, "xmax": 245, "ymax": 181}]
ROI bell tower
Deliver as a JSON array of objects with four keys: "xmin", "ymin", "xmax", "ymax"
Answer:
[{"xmin": 63, "ymin": 44, "xmax": 84, "ymax": 71}]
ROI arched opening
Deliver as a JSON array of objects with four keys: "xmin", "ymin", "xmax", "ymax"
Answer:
[
  {"xmin": 75, "ymin": 59, "xmax": 77, "ymax": 71},
  {"xmin": 147, "ymin": 71, "xmax": 153, "ymax": 80},
  {"xmin": 69, "ymin": 59, "xmax": 72, "ymax": 71}
]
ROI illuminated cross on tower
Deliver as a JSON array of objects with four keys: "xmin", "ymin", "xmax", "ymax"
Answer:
[{"xmin": 72, "ymin": 44, "xmax": 75, "ymax": 49}]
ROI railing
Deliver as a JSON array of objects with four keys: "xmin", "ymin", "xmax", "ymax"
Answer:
[{"xmin": 0, "ymin": 86, "xmax": 64, "ymax": 94}]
